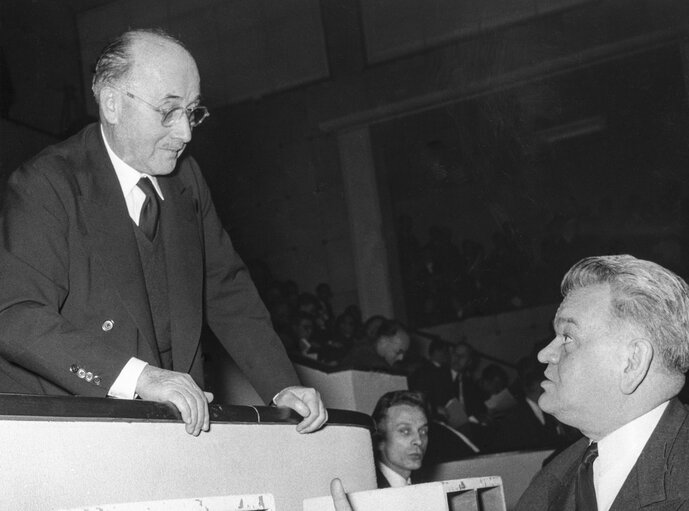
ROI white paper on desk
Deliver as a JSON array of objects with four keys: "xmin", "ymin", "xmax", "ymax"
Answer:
[
  {"xmin": 444, "ymin": 397, "xmax": 469, "ymax": 429},
  {"xmin": 58, "ymin": 493, "xmax": 276, "ymax": 511},
  {"xmin": 303, "ymin": 482, "xmax": 449, "ymax": 511},
  {"xmin": 484, "ymin": 388, "xmax": 517, "ymax": 414}
]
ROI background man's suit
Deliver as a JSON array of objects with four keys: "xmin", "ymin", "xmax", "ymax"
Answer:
[
  {"xmin": 515, "ymin": 398, "xmax": 689, "ymax": 510},
  {"xmin": 0, "ymin": 123, "xmax": 299, "ymax": 401}
]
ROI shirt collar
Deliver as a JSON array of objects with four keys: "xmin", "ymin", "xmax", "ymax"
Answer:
[
  {"xmin": 100, "ymin": 124, "xmax": 164, "ymax": 200},
  {"xmin": 377, "ymin": 461, "xmax": 411, "ymax": 488}
]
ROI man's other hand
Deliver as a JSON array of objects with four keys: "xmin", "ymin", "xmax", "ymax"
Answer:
[
  {"xmin": 274, "ymin": 386, "xmax": 327, "ymax": 433},
  {"xmin": 136, "ymin": 365, "xmax": 214, "ymax": 436},
  {"xmin": 330, "ymin": 478, "xmax": 353, "ymax": 511}
]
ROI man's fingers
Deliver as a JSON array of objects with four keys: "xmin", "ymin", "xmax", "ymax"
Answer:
[
  {"xmin": 330, "ymin": 478, "xmax": 353, "ymax": 511},
  {"xmin": 135, "ymin": 366, "xmax": 211, "ymax": 435},
  {"xmin": 297, "ymin": 397, "xmax": 327, "ymax": 433},
  {"xmin": 275, "ymin": 386, "xmax": 328, "ymax": 433}
]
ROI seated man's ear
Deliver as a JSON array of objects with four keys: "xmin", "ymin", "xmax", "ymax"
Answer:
[{"xmin": 620, "ymin": 338, "xmax": 653, "ymax": 395}]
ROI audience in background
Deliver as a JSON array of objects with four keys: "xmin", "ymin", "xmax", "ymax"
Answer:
[
  {"xmin": 340, "ymin": 320, "xmax": 410, "ymax": 372},
  {"xmin": 356, "ymin": 314, "xmax": 386, "ymax": 347},
  {"xmin": 319, "ymin": 311, "xmax": 358, "ymax": 364},
  {"xmin": 315, "ymin": 282, "xmax": 335, "ymax": 331},
  {"xmin": 289, "ymin": 312, "xmax": 319, "ymax": 361},
  {"xmin": 489, "ymin": 356, "xmax": 573, "ymax": 453},
  {"xmin": 447, "ymin": 341, "xmax": 486, "ymax": 426},
  {"xmin": 371, "ymin": 391, "xmax": 429, "ymax": 488},
  {"xmin": 407, "ymin": 339, "xmax": 453, "ymax": 419}
]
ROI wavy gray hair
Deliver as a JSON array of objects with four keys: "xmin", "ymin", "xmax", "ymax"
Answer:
[{"xmin": 562, "ymin": 254, "xmax": 689, "ymax": 373}]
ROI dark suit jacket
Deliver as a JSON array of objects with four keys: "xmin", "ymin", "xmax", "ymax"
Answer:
[
  {"xmin": 407, "ymin": 359, "xmax": 454, "ymax": 416},
  {"xmin": 489, "ymin": 398, "xmax": 565, "ymax": 453},
  {"xmin": 515, "ymin": 398, "xmax": 689, "ymax": 510},
  {"xmin": 0, "ymin": 123, "xmax": 299, "ymax": 401},
  {"xmin": 375, "ymin": 463, "xmax": 417, "ymax": 489}
]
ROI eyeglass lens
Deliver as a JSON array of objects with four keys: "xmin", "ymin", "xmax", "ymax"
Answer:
[{"xmin": 162, "ymin": 106, "xmax": 209, "ymax": 128}]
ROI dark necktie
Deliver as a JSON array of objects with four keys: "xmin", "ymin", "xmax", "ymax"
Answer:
[
  {"xmin": 575, "ymin": 442, "xmax": 598, "ymax": 511},
  {"xmin": 137, "ymin": 177, "xmax": 159, "ymax": 240}
]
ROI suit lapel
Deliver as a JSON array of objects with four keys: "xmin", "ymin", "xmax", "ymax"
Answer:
[
  {"xmin": 610, "ymin": 399, "xmax": 687, "ymax": 511},
  {"xmin": 77, "ymin": 126, "xmax": 159, "ymax": 363},
  {"xmin": 158, "ymin": 171, "xmax": 203, "ymax": 372}
]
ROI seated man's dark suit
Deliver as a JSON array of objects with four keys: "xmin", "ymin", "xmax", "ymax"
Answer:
[
  {"xmin": 515, "ymin": 398, "xmax": 689, "ymax": 510},
  {"xmin": 375, "ymin": 465, "xmax": 392, "ymax": 489},
  {"xmin": 375, "ymin": 464, "xmax": 418, "ymax": 489},
  {"xmin": 407, "ymin": 359, "xmax": 453, "ymax": 416},
  {"xmin": 339, "ymin": 344, "xmax": 390, "ymax": 372},
  {"xmin": 488, "ymin": 397, "xmax": 566, "ymax": 453},
  {"xmin": 0, "ymin": 123, "xmax": 299, "ymax": 400}
]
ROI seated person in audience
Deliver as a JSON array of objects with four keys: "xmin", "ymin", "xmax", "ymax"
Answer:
[
  {"xmin": 288, "ymin": 311, "xmax": 321, "ymax": 361},
  {"xmin": 407, "ymin": 338, "xmax": 453, "ymax": 419},
  {"xmin": 315, "ymin": 282, "xmax": 335, "ymax": 330},
  {"xmin": 355, "ymin": 314, "xmax": 386, "ymax": 346},
  {"xmin": 445, "ymin": 342, "xmax": 498, "ymax": 450},
  {"xmin": 319, "ymin": 312, "xmax": 358, "ymax": 363},
  {"xmin": 372, "ymin": 390, "xmax": 429, "ymax": 488},
  {"xmin": 479, "ymin": 363, "xmax": 517, "ymax": 417},
  {"xmin": 445, "ymin": 341, "xmax": 485, "ymax": 424},
  {"xmin": 339, "ymin": 319, "xmax": 409, "ymax": 372},
  {"xmin": 297, "ymin": 292, "xmax": 330, "ymax": 341},
  {"xmin": 516, "ymin": 255, "xmax": 689, "ymax": 510},
  {"xmin": 489, "ymin": 356, "xmax": 572, "ymax": 453}
]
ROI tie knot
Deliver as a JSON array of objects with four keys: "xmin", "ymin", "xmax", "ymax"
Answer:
[
  {"xmin": 137, "ymin": 177, "xmax": 156, "ymax": 199},
  {"xmin": 582, "ymin": 442, "xmax": 598, "ymax": 466}
]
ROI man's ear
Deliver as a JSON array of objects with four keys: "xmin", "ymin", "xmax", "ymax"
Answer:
[
  {"xmin": 98, "ymin": 85, "xmax": 120, "ymax": 124},
  {"xmin": 620, "ymin": 338, "xmax": 653, "ymax": 394}
]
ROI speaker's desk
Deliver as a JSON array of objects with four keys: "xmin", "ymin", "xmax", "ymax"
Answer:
[{"xmin": 0, "ymin": 393, "xmax": 375, "ymax": 510}]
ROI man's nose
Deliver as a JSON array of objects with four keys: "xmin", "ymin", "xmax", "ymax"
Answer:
[
  {"xmin": 171, "ymin": 113, "xmax": 193, "ymax": 142},
  {"xmin": 537, "ymin": 338, "xmax": 561, "ymax": 365}
]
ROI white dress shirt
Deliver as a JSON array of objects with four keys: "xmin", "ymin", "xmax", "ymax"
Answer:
[
  {"xmin": 377, "ymin": 462, "xmax": 411, "ymax": 488},
  {"xmin": 594, "ymin": 400, "xmax": 669, "ymax": 511},
  {"xmin": 101, "ymin": 126, "xmax": 164, "ymax": 399}
]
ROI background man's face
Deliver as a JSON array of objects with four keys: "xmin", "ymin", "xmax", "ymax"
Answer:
[
  {"xmin": 378, "ymin": 404, "xmax": 428, "ymax": 476},
  {"xmin": 113, "ymin": 38, "xmax": 201, "ymax": 176},
  {"xmin": 380, "ymin": 331, "xmax": 410, "ymax": 366},
  {"xmin": 451, "ymin": 344, "xmax": 473, "ymax": 373},
  {"xmin": 537, "ymin": 284, "xmax": 626, "ymax": 433}
]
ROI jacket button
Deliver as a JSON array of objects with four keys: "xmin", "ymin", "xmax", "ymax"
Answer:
[
  {"xmin": 93, "ymin": 376, "xmax": 101, "ymax": 386},
  {"xmin": 85, "ymin": 372, "xmax": 93, "ymax": 382},
  {"xmin": 70, "ymin": 364, "xmax": 79, "ymax": 373},
  {"xmin": 102, "ymin": 320, "xmax": 114, "ymax": 331},
  {"xmin": 77, "ymin": 368, "xmax": 86, "ymax": 379}
]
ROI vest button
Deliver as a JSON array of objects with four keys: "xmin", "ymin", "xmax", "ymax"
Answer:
[{"xmin": 102, "ymin": 320, "xmax": 114, "ymax": 331}]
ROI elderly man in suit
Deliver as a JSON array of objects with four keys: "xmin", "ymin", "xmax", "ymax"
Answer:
[
  {"xmin": 516, "ymin": 255, "xmax": 689, "ymax": 510},
  {"xmin": 0, "ymin": 28, "xmax": 326, "ymax": 436}
]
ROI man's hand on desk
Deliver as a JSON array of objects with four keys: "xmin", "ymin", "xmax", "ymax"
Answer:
[
  {"xmin": 274, "ymin": 386, "xmax": 328, "ymax": 433},
  {"xmin": 135, "ymin": 365, "xmax": 214, "ymax": 436}
]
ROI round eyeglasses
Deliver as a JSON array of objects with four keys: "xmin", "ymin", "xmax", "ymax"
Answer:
[{"xmin": 107, "ymin": 82, "xmax": 210, "ymax": 128}]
